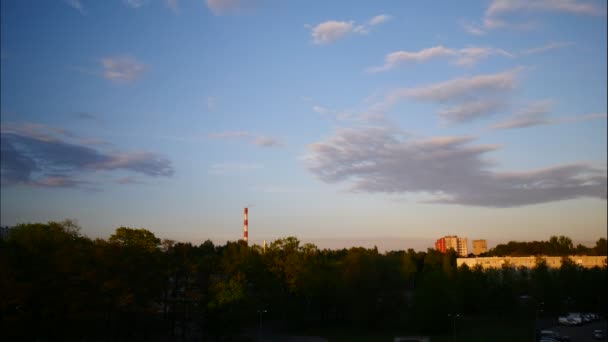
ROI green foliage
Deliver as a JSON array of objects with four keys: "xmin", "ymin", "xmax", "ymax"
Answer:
[
  {"xmin": 487, "ymin": 235, "xmax": 604, "ymax": 256},
  {"xmin": 109, "ymin": 227, "xmax": 161, "ymax": 251},
  {"xmin": 1, "ymin": 223, "xmax": 605, "ymax": 341}
]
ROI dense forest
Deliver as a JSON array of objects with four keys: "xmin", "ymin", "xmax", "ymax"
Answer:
[
  {"xmin": 0, "ymin": 220, "xmax": 606, "ymax": 341},
  {"xmin": 484, "ymin": 236, "xmax": 607, "ymax": 257}
]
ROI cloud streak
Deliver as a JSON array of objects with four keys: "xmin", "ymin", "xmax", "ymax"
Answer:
[
  {"xmin": 494, "ymin": 102, "xmax": 607, "ymax": 129},
  {"xmin": 368, "ymin": 46, "xmax": 513, "ymax": 72},
  {"xmin": 463, "ymin": 0, "xmax": 605, "ymax": 35},
  {"xmin": 1, "ymin": 123, "xmax": 173, "ymax": 188},
  {"xmin": 206, "ymin": 0, "xmax": 251, "ymax": 15},
  {"xmin": 65, "ymin": 0, "xmax": 85, "ymax": 14},
  {"xmin": 101, "ymin": 56, "xmax": 146, "ymax": 83},
  {"xmin": 208, "ymin": 131, "xmax": 282, "ymax": 147},
  {"xmin": 305, "ymin": 127, "xmax": 606, "ymax": 207},
  {"xmin": 310, "ymin": 14, "xmax": 391, "ymax": 44},
  {"xmin": 369, "ymin": 42, "xmax": 572, "ymax": 73},
  {"xmin": 378, "ymin": 68, "xmax": 521, "ymax": 124}
]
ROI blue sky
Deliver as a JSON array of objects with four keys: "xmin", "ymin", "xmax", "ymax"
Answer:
[{"xmin": 1, "ymin": 0, "xmax": 606, "ymax": 251}]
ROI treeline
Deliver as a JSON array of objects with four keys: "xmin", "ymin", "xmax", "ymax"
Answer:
[
  {"xmin": 0, "ymin": 221, "xmax": 606, "ymax": 341},
  {"xmin": 484, "ymin": 235, "xmax": 607, "ymax": 257}
]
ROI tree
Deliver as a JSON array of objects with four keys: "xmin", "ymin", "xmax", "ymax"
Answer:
[
  {"xmin": 109, "ymin": 227, "xmax": 161, "ymax": 252},
  {"xmin": 594, "ymin": 238, "xmax": 607, "ymax": 256}
]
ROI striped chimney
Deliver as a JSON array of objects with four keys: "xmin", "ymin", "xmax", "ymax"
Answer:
[{"xmin": 243, "ymin": 207, "xmax": 248, "ymax": 243}]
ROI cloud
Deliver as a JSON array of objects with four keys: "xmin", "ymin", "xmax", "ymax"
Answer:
[
  {"xmin": 387, "ymin": 67, "xmax": 521, "ymax": 104},
  {"xmin": 254, "ymin": 136, "xmax": 281, "ymax": 147},
  {"xmin": 208, "ymin": 162, "xmax": 263, "ymax": 175},
  {"xmin": 494, "ymin": 102, "xmax": 607, "ymax": 129},
  {"xmin": 1, "ymin": 123, "xmax": 173, "ymax": 188},
  {"xmin": 367, "ymin": 68, "xmax": 522, "ymax": 124},
  {"xmin": 208, "ymin": 131, "xmax": 251, "ymax": 139},
  {"xmin": 101, "ymin": 56, "xmax": 146, "ymax": 83},
  {"xmin": 368, "ymin": 14, "xmax": 392, "ymax": 26},
  {"xmin": 123, "ymin": 0, "xmax": 149, "ymax": 8},
  {"xmin": 454, "ymin": 47, "xmax": 513, "ymax": 67},
  {"xmin": 493, "ymin": 100, "xmax": 552, "ymax": 129},
  {"xmin": 367, "ymin": 46, "xmax": 456, "ymax": 72},
  {"xmin": 520, "ymin": 41, "xmax": 575, "ymax": 55},
  {"xmin": 439, "ymin": 99, "xmax": 507, "ymax": 124},
  {"xmin": 312, "ymin": 105, "xmax": 331, "ymax": 115},
  {"xmin": 206, "ymin": 0, "xmax": 246, "ymax": 15},
  {"xmin": 65, "ymin": 0, "xmax": 85, "ymax": 14},
  {"xmin": 486, "ymin": 0, "xmax": 605, "ymax": 17},
  {"xmin": 464, "ymin": 0, "xmax": 605, "ymax": 35},
  {"xmin": 460, "ymin": 21, "xmax": 487, "ymax": 35},
  {"xmin": 114, "ymin": 176, "xmax": 145, "ymax": 184},
  {"xmin": 311, "ymin": 105, "xmax": 385, "ymax": 123},
  {"xmin": 367, "ymin": 45, "xmax": 512, "ymax": 72},
  {"xmin": 553, "ymin": 112, "xmax": 607, "ymax": 124},
  {"xmin": 208, "ymin": 131, "xmax": 282, "ymax": 147},
  {"xmin": 311, "ymin": 21, "xmax": 355, "ymax": 44},
  {"xmin": 304, "ymin": 127, "xmax": 606, "ymax": 207},
  {"xmin": 310, "ymin": 14, "xmax": 391, "ymax": 44}
]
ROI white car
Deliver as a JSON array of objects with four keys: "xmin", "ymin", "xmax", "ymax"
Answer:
[{"xmin": 558, "ymin": 316, "xmax": 579, "ymax": 326}]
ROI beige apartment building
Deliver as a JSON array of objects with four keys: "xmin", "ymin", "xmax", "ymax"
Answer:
[
  {"xmin": 457, "ymin": 255, "xmax": 607, "ymax": 269},
  {"xmin": 472, "ymin": 239, "xmax": 488, "ymax": 256}
]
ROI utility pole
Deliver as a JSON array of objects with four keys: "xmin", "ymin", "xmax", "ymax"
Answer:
[{"xmin": 448, "ymin": 313, "xmax": 460, "ymax": 342}]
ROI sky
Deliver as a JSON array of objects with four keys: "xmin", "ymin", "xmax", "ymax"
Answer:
[{"xmin": 1, "ymin": 0, "xmax": 607, "ymax": 251}]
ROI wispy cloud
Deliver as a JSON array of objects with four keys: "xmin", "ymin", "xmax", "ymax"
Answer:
[
  {"xmin": 254, "ymin": 136, "xmax": 281, "ymax": 147},
  {"xmin": 311, "ymin": 105, "xmax": 385, "ymax": 123},
  {"xmin": 305, "ymin": 127, "xmax": 606, "ymax": 207},
  {"xmin": 520, "ymin": 41, "xmax": 575, "ymax": 55},
  {"xmin": 208, "ymin": 131, "xmax": 282, "ymax": 147},
  {"xmin": 101, "ymin": 56, "xmax": 146, "ymax": 83},
  {"xmin": 493, "ymin": 100, "xmax": 553, "ymax": 129},
  {"xmin": 123, "ymin": 0, "xmax": 149, "ymax": 8},
  {"xmin": 439, "ymin": 100, "xmax": 508, "ymax": 124},
  {"xmin": 386, "ymin": 67, "xmax": 521, "ymax": 104},
  {"xmin": 371, "ymin": 67, "xmax": 522, "ymax": 124},
  {"xmin": 1, "ymin": 123, "xmax": 173, "ymax": 189},
  {"xmin": 463, "ymin": 0, "xmax": 605, "ymax": 35},
  {"xmin": 367, "ymin": 45, "xmax": 512, "ymax": 72},
  {"xmin": 494, "ymin": 101, "xmax": 606, "ymax": 129},
  {"xmin": 206, "ymin": 0, "xmax": 251, "ymax": 15},
  {"xmin": 310, "ymin": 14, "xmax": 391, "ymax": 44},
  {"xmin": 114, "ymin": 176, "xmax": 145, "ymax": 185},
  {"xmin": 208, "ymin": 162, "xmax": 263, "ymax": 175},
  {"xmin": 553, "ymin": 112, "xmax": 607, "ymax": 124},
  {"xmin": 368, "ymin": 14, "xmax": 392, "ymax": 26},
  {"xmin": 65, "ymin": 0, "xmax": 86, "ymax": 14}
]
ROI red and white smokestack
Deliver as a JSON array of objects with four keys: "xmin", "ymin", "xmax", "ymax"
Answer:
[{"xmin": 243, "ymin": 207, "xmax": 248, "ymax": 243}]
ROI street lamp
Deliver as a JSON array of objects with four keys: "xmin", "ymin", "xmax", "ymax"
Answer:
[
  {"xmin": 257, "ymin": 308, "xmax": 267, "ymax": 340},
  {"xmin": 534, "ymin": 302, "xmax": 544, "ymax": 342},
  {"xmin": 447, "ymin": 313, "xmax": 461, "ymax": 342}
]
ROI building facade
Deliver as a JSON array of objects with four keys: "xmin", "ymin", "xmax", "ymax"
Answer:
[
  {"xmin": 435, "ymin": 235, "xmax": 468, "ymax": 257},
  {"xmin": 457, "ymin": 256, "xmax": 607, "ymax": 269},
  {"xmin": 472, "ymin": 239, "xmax": 488, "ymax": 256}
]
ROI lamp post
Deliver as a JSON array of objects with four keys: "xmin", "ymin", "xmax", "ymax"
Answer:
[
  {"xmin": 257, "ymin": 308, "xmax": 267, "ymax": 340},
  {"xmin": 448, "ymin": 313, "xmax": 460, "ymax": 342},
  {"xmin": 534, "ymin": 301, "xmax": 544, "ymax": 342}
]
